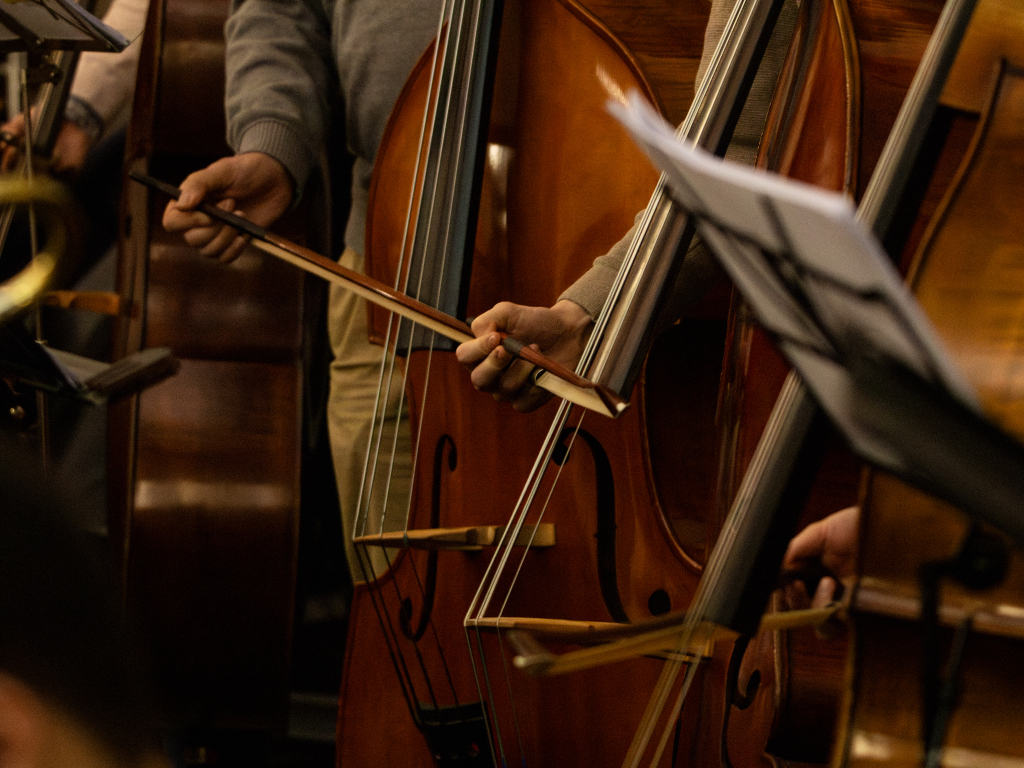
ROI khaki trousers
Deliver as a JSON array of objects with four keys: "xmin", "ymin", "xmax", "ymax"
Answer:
[{"xmin": 327, "ymin": 249, "xmax": 411, "ymax": 581}]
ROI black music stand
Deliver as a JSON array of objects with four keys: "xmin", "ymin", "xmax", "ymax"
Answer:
[
  {"xmin": 0, "ymin": 3, "xmax": 167, "ymax": 405},
  {"xmin": 0, "ymin": 323, "xmax": 178, "ymax": 404},
  {"xmin": 0, "ymin": 0, "xmax": 128, "ymax": 55},
  {"xmin": 610, "ymin": 92, "xmax": 1024, "ymax": 547}
]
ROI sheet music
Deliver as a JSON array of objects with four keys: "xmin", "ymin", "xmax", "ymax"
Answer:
[
  {"xmin": 607, "ymin": 91, "xmax": 982, "ymax": 465},
  {"xmin": 0, "ymin": 0, "xmax": 130, "ymax": 53},
  {"xmin": 53, "ymin": 0, "xmax": 132, "ymax": 50}
]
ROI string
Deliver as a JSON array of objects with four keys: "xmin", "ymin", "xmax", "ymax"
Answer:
[
  {"xmin": 348, "ymin": 0, "xmax": 481, "ymax": 730},
  {"xmin": 461, "ymin": 0, "xmax": 805, "ymax": 762},
  {"xmin": 343, "ymin": 0, "xmax": 574, "ymax": 761},
  {"xmin": 351, "ymin": 0, "xmax": 450, "ymax": 549}
]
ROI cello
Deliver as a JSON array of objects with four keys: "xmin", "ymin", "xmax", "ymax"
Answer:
[
  {"xmin": 340, "ymin": 0, "xmax": 880, "ymax": 763},
  {"xmin": 499, "ymin": 0, "xmax": 973, "ymax": 764},
  {"xmin": 338, "ymin": 0, "xmax": 723, "ymax": 765},
  {"xmin": 836, "ymin": 0, "xmax": 1024, "ymax": 763},
  {"xmin": 610, "ymin": 0, "xmax": 1024, "ymax": 764},
  {"xmin": 109, "ymin": 0, "xmax": 329, "ymax": 738},
  {"xmin": 713, "ymin": 0, "xmax": 955, "ymax": 763}
]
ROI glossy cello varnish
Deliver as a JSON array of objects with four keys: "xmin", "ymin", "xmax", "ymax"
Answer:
[
  {"xmin": 109, "ymin": 0, "xmax": 320, "ymax": 733},
  {"xmin": 840, "ymin": 1, "xmax": 1024, "ymax": 765},
  {"xmin": 338, "ymin": 0, "xmax": 722, "ymax": 765},
  {"xmin": 674, "ymin": 0, "xmax": 957, "ymax": 765}
]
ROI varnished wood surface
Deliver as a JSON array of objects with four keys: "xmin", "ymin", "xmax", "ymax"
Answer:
[
  {"xmin": 343, "ymin": 0, "xmax": 720, "ymax": 765},
  {"xmin": 709, "ymin": 0, "xmax": 958, "ymax": 765},
  {"xmin": 846, "ymin": 615, "xmax": 1024, "ymax": 768},
  {"xmin": 855, "ymin": 63, "xmax": 1024, "ymax": 618},
  {"xmin": 109, "ymin": 0, "xmax": 306, "ymax": 732},
  {"xmin": 843, "ymin": 5, "xmax": 1024, "ymax": 766},
  {"xmin": 577, "ymin": 0, "xmax": 710, "ymax": 123}
]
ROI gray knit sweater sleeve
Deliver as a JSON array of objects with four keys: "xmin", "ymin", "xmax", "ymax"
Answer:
[{"xmin": 224, "ymin": 0, "xmax": 337, "ymax": 193}]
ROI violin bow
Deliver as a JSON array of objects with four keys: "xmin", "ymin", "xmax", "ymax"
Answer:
[{"xmin": 131, "ymin": 171, "xmax": 626, "ymax": 418}]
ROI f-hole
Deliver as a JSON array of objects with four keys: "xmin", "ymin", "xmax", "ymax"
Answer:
[
  {"xmin": 553, "ymin": 427, "xmax": 627, "ymax": 623},
  {"xmin": 720, "ymin": 635, "xmax": 761, "ymax": 768},
  {"xmin": 400, "ymin": 433, "xmax": 457, "ymax": 641}
]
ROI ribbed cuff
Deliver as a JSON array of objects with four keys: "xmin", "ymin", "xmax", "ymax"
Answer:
[
  {"xmin": 236, "ymin": 120, "xmax": 313, "ymax": 202},
  {"xmin": 64, "ymin": 95, "xmax": 104, "ymax": 143},
  {"xmin": 558, "ymin": 259, "xmax": 620, "ymax": 320},
  {"xmin": 558, "ymin": 216, "xmax": 639, "ymax": 319}
]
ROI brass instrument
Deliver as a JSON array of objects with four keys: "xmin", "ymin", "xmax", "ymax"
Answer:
[{"xmin": 0, "ymin": 176, "xmax": 79, "ymax": 325}]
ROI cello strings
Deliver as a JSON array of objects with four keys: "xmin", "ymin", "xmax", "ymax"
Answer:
[
  {"xmin": 438, "ymin": 1, "xmax": 541, "ymax": 757},
  {"xmin": 480, "ymin": 417, "xmax": 591, "ymax": 766},
  {"xmin": 387, "ymin": 0, "xmax": 481, "ymax": 535},
  {"xmin": 432, "ymin": 1, "xmax": 532, "ymax": 757},
  {"xmin": 362, "ymin": 0, "xmax": 547, "ymax": 757},
  {"xmin": 494, "ymin": 628, "xmax": 529, "ymax": 762},
  {"xmin": 387, "ymin": 0, "xmax": 479, "ymax": 543},
  {"xmin": 584, "ymin": 0, "xmax": 767, "ymax": 387},
  {"xmin": 495, "ymin": 413, "xmax": 588, "ymax": 621},
  {"xmin": 463, "ymin": 400, "xmax": 573, "ymax": 765},
  {"xmin": 365, "ymin": 0, "xmax": 566, "ymax": 757},
  {"xmin": 629, "ymin": 1, "xmax": 983, "ymax": 760},
  {"xmin": 365, "ymin": 0, "xmax": 471, "ymax": 552},
  {"xmin": 375, "ymin": 0, "xmax": 465, "ymax": 542},
  {"xmin": 348, "ymin": 0, "xmax": 479, "ymax": 724},
  {"xmin": 352, "ymin": 0, "xmax": 450, "ymax": 551},
  {"xmin": 466, "ymin": 404, "xmax": 592, "ymax": 767},
  {"xmin": 462, "ymin": 404, "xmax": 573, "ymax": 762}
]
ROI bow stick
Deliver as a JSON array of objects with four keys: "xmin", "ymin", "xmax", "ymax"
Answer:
[
  {"xmin": 503, "ymin": 602, "xmax": 846, "ymax": 676},
  {"xmin": 131, "ymin": 171, "xmax": 627, "ymax": 418}
]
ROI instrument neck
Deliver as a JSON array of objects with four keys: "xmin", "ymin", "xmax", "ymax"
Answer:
[
  {"xmin": 396, "ymin": 0, "xmax": 503, "ymax": 342},
  {"xmin": 584, "ymin": 0, "xmax": 788, "ymax": 396}
]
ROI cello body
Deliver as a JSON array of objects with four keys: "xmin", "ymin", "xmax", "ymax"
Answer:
[
  {"xmin": 109, "ymin": 0, "xmax": 325, "ymax": 734},
  {"xmin": 338, "ymin": 0, "xmax": 725, "ymax": 765},
  {"xmin": 839, "ymin": 1, "xmax": 1024, "ymax": 763},
  {"xmin": 701, "ymin": 0, "xmax": 959, "ymax": 765}
]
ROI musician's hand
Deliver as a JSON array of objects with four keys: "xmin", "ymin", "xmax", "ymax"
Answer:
[
  {"xmin": 1, "ymin": 112, "xmax": 29, "ymax": 172},
  {"xmin": 781, "ymin": 505, "xmax": 859, "ymax": 611},
  {"xmin": 49, "ymin": 121, "xmax": 92, "ymax": 176},
  {"xmin": 0, "ymin": 116, "xmax": 91, "ymax": 177},
  {"xmin": 455, "ymin": 299, "xmax": 593, "ymax": 412},
  {"xmin": 161, "ymin": 152, "xmax": 293, "ymax": 263}
]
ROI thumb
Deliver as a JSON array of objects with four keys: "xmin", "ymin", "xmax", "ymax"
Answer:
[
  {"xmin": 176, "ymin": 159, "xmax": 238, "ymax": 209},
  {"xmin": 176, "ymin": 178, "xmax": 208, "ymax": 210}
]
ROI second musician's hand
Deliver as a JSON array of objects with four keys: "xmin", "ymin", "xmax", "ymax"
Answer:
[
  {"xmin": 161, "ymin": 152, "xmax": 293, "ymax": 263},
  {"xmin": 456, "ymin": 299, "xmax": 593, "ymax": 412}
]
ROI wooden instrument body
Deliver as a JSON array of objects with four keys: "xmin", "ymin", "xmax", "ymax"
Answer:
[
  {"xmin": 109, "ymin": 0, "xmax": 316, "ymax": 732},
  {"xmin": 840, "ymin": 2, "xmax": 1024, "ymax": 762},
  {"xmin": 697, "ymin": 1, "xmax": 964, "ymax": 765},
  {"xmin": 338, "ymin": 0, "xmax": 730, "ymax": 765}
]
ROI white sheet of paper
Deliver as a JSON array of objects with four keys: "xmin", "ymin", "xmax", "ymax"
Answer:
[
  {"xmin": 607, "ymin": 91, "xmax": 979, "ymax": 425},
  {"xmin": 606, "ymin": 90, "xmax": 988, "ymax": 478}
]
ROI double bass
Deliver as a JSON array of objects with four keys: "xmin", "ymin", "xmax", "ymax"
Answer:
[
  {"xmin": 109, "ymin": 0, "xmax": 331, "ymax": 737},
  {"xmin": 836, "ymin": 0, "xmax": 1024, "ymax": 763},
  {"xmin": 613, "ymin": 0, "xmax": 1024, "ymax": 765},
  {"xmin": 499, "ymin": 0, "xmax": 977, "ymax": 764},
  {"xmin": 338, "ymin": 0, "xmax": 723, "ymax": 765},
  {"xmin": 340, "ymin": 0, "xmax": 870, "ymax": 763},
  {"xmin": 713, "ymin": 0, "xmax": 954, "ymax": 762}
]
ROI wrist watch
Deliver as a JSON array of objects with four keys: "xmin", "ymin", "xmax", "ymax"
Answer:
[{"xmin": 63, "ymin": 96, "xmax": 104, "ymax": 143}]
